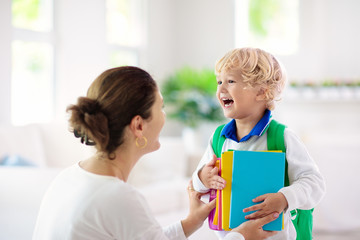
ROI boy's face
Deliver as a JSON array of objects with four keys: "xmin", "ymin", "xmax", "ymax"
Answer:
[{"xmin": 216, "ymin": 69, "xmax": 266, "ymax": 120}]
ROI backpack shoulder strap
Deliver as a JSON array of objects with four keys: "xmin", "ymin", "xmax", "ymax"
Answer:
[
  {"xmin": 212, "ymin": 124, "xmax": 226, "ymax": 158},
  {"xmin": 267, "ymin": 119, "xmax": 286, "ymax": 153},
  {"xmin": 267, "ymin": 119, "xmax": 289, "ymax": 186}
]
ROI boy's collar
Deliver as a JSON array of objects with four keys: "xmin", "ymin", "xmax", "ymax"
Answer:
[{"xmin": 220, "ymin": 109, "xmax": 272, "ymax": 143}]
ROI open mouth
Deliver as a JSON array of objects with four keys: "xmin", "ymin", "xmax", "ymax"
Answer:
[{"xmin": 222, "ymin": 98, "xmax": 234, "ymax": 108}]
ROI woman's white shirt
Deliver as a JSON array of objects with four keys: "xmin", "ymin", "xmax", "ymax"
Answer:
[{"xmin": 32, "ymin": 163, "xmax": 187, "ymax": 240}]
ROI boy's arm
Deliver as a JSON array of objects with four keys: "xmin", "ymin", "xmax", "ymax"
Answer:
[
  {"xmin": 191, "ymin": 144, "xmax": 216, "ymax": 193},
  {"xmin": 278, "ymin": 128, "xmax": 326, "ymax": 212}
]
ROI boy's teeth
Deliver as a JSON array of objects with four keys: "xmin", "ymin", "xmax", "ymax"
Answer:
[{"xmin": 223, "ymin": 98, "xmax": 234, "ymax": 107}]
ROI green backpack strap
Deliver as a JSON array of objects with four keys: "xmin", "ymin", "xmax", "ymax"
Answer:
[
  {"xmin": 267, "ymin": 120, "xmax": 289, "ymax": 186},
  {"xmin": 212, "ymin": 124, "xmax": 226, "ymax": 158},
  {"xmin": 267, "ymin": 119, "xmax": 314, "ymax": 240}
]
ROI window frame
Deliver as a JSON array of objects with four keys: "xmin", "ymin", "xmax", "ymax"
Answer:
[{"xmin": 10, "ymin": 0, "xmax": 56, "ymax": 126}]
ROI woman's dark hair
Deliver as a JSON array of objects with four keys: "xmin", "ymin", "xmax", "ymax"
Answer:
[{"xmin": 66, "ymin": 66, "xmax": 157, "ymax": 159}]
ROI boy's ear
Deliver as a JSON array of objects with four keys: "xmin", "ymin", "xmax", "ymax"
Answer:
[
  {"xmin": 255, "ymin": 88, "xmax": 268, "ymax": 101},
  {"xmin": 129, "ymin": 115, "xmax": 144, "ymax": 138}
]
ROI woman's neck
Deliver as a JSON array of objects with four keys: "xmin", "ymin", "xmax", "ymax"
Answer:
[{"xmin": 80, "ymin": 146, "xmax": 141, "ymax": 182}]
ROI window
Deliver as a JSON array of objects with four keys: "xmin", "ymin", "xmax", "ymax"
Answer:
[
  {"xmin": 7, "ymin": 0, "xmax": 145, "ymax": 125},
  {"xmin": 11, "ymin": 0, "xmax": 54, "ymax": 125},
  {"xmin": 12, "ymin": 0, "xmax": 52, "ymax": 31},
  {"xmin": 11, "ymin": 41, "xmax": 54, "ymax": 125},
  {"xmin": 106, "ymin": 0, "xmax": 144, "ymax": 67},
  {"xmin": 235, "ymin": 0, "xmax": 299, "ymax": 55}
]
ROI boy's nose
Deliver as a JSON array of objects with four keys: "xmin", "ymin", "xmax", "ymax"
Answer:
[{"xmin": 217, "ymin": 84, "xmax": 227, "ymax": 93}]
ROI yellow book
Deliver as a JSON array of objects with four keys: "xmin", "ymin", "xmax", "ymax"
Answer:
[{"xmin": 221, "ymin": 151, "xmax": 233, "ymax": 231}]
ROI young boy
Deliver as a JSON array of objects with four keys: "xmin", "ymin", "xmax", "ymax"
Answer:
[{"xmin": 192, "ymin": 48, "xmax": 326, "ymax": 239}]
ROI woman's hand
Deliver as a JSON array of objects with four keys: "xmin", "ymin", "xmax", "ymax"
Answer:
[
  {"xmin": 231, "ymin": 212, "xmax": 280, "ymax": 240},
  {"xmin": 243, "ymin": 192, "xmax": 288, "ymax": 220},
  {"xmin": 181, "ymin": 180, "xmax": 216, "ymax": 237},
  {"xmin": 199, "ymin": 155, "xmax": 226, "ymax": 189}
]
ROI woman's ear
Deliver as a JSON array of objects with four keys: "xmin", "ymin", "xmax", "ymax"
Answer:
[
  {"xmin": 255, "ymin": 88, "xmax": 268, "ymax": 101},
  {"xmin": 129, "ymin": 115, "xmax": 144, "ymax": 138}
]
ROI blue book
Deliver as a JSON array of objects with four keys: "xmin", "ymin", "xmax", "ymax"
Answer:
[{"xmin": 229, "ymin": 151, "xmax": 285, "ymax": 231}]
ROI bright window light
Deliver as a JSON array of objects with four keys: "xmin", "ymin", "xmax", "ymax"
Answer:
[
  {"xmin": 106, "ymin": 0, "xmax": 144, "ymax": 67},
  {"xmin": 106, "ymin": 0, "xmax": 143, "ymax": 47},
  {"xmin": 235, "ymin": 0, "xmax": 299, "ymax": 55},
  {"xmin": 110, "ymin": 50, "xmax": 138, "ymax": 67},
  {"xmin": 11, "ymin": 0, "xmax": 54, "ymax": 125},
  {"xmin": 12, "ymin": 0, "xmax": 53, "ymax": 32},
  {"xmin": 11, "ymin": 41, "xmax": 54, "ymax": 125}
]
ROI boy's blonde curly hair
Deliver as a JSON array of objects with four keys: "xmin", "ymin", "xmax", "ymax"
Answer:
[{"xmin": 215, "ymin": 48, "xmax": 287, "ymax": 110}]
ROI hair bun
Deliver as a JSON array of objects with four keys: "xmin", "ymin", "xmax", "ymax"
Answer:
[
  {"xmin": 77, "ymin": 97, "xmax": 102, "ymax": 116},
  {"xmin": 67, "ymin": 96, "xmax": 109, "ymax": 149}
]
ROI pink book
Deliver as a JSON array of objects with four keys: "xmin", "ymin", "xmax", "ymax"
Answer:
[
  {"xmin": 208, "ymin": 188, "xmax": 221, "ymax": 230},
  {"xmin": 208, "ymin": 159, "xmax": 222, "ymax": 230}
]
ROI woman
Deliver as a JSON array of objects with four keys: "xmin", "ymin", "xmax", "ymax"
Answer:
[{"xmin": 33, "ymin": 66, "xmax": 278, "ymax": 240}]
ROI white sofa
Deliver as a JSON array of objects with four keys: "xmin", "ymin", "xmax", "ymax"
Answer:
[{"xmin": 0, "ymin": 122, "xmax": 217, "ymax": 240}]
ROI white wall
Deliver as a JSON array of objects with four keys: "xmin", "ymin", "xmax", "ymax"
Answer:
[
  {"xmin": 274, "ymin": 98, "xmax": 360, "ymax": 232},
  {"xmin": 279, "ymin": 0, "xmax": 360, "ymax": 81},
  {"xmin": 320, "ymin": 0, "xmax": 360, "ymax": 79},
  {"xmin": 54, "ymin": 0, "xmax": 109, "ymax": 121},
  {"xmin": 172, "ymin": 0, "xmax": 235, "ymax": 69},
  {"xmin": 145, "ymin": 0, "xmax": 176, "ymax": 81},
  {"xmin": 146, "ymin": 0, "xmax": 235, "ymax": 81},
  {"xmin": 0, "ymin": 0, "xmax": 12, "ymax": 124},
  {"xmin": 1, "ymin": 0, "xmax": 360, "ymax": 124}
]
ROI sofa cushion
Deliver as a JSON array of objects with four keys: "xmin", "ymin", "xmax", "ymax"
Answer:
[
  {"xmin": 0, "ymin": 154, "xmax": 36, "ymax": 167},
  {"xmin": 0, "ymin": 167, "xmax": 61, "ymax": 239}
]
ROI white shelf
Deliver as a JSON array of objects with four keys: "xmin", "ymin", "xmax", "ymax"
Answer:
[{"xmin": 282, "ymin": 86, "xmax": 360, "ymax": 103}]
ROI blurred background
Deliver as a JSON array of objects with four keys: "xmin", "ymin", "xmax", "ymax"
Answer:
[{"xmin": 1, "ymin": 0, "xmax": 360, "ymax": 239}]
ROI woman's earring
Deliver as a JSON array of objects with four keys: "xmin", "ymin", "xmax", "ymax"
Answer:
[{"xmin": 135, "ymin": 136, "xmax": 148, "ymax": 149}]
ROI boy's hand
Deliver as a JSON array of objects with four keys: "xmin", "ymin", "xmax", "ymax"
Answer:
[
  {"xmin": 198, "ymin": 155, "xmax": 226, "ymax": 189},
  {"xmin": 243, "ymin": 192, "xmax": 288, "ymax": 220}
]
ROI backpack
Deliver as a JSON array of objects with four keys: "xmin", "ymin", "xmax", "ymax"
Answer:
[{"xmin": 212, "ymin": 119, "xmax": 314, "ymax": 240}]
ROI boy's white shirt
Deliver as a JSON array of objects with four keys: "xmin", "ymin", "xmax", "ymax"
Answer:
[{"xmin": 192, "ymin": 127, "xmax": 326, "ymax": 240}]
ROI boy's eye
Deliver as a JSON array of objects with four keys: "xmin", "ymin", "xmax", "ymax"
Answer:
[
  {"xmin": 228, "ymin": 80, "xmax": 235, "ymax": 83},
  {"xmin": 217, "ymin": 80, "xmax": 223, "ymax": 85}
]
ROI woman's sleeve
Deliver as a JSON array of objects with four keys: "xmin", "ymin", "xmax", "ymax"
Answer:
[
  {"xmin": 134, "ymin": 221, "xmax": 187, "ymax": 240},
  {"xmin": 278, "ymin": 128, "xmax": 326, "ymax": 211},
  {"xmin": 223, "ymin": 232, "xmax": 245, "ymax": 240},
  {"xmin": 163, "ymin": 222, "xmax": 188, "ymax": 240}
]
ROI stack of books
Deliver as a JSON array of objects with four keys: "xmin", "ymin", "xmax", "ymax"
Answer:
[{"xmin": 208, "ymin": 150, "xmax": 285, "ymax": 231}]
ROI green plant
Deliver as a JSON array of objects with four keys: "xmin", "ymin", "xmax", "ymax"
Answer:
[{"xmin": 161, "ymin": 67, "xmax": 224, "ymax": 128}]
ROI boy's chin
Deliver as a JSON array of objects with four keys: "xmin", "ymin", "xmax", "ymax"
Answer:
[{"xmin": 222, "ymin": 110, "xmax": 234, "ymax": 119}]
